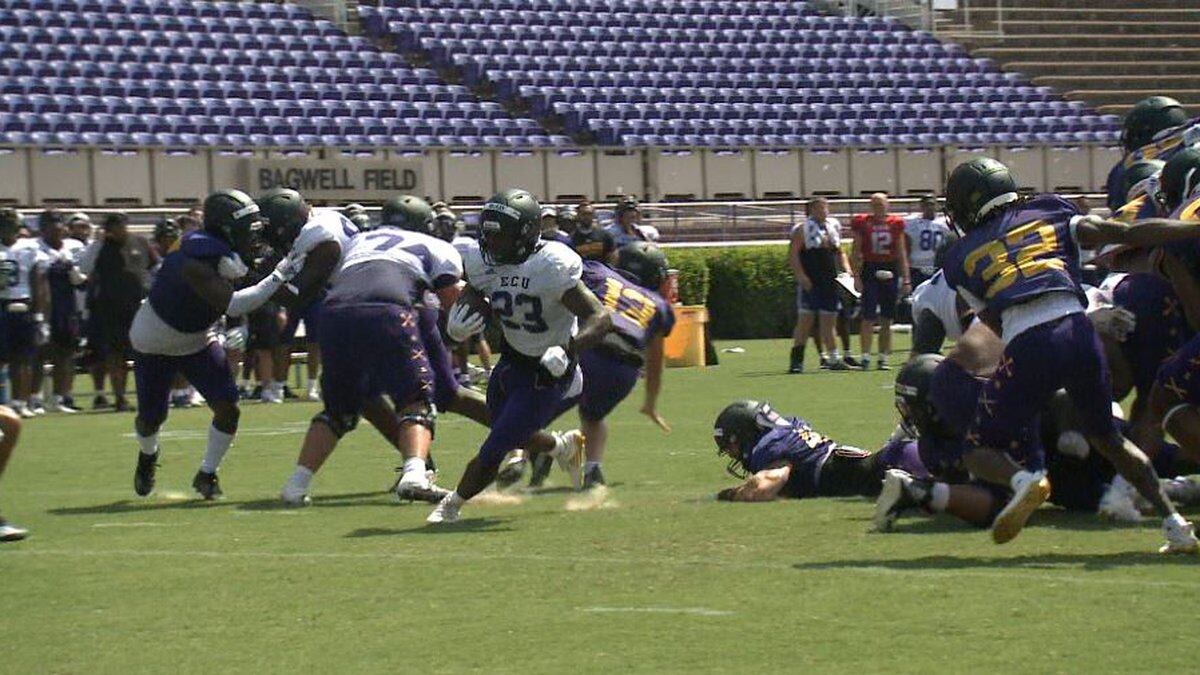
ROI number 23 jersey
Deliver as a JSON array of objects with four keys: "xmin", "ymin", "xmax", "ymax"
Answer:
[{"xmin": 462, "ymin": 240, "xmax": 583, "ymax": 358}]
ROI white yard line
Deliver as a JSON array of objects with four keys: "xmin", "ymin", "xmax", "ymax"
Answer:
[
  {"xmin": 5, "ymin": 547, "xmax": 1197, "ymax": 590},
  {"xmin": 581, "ymin": 607, "xmax": 733, "ymax": 617}
]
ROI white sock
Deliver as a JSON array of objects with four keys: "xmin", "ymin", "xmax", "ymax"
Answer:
[
  {"xmin": 200, "ymin": 425, "xmax": 234, "ymax": 474},
  {"xmin": 584, "ymin": 461, "xmax": 601, "ymax": 473},
  {"xmin": 551, "ymin": 432, "xmax": 567, "ymax": 458},
  {"xmin": 1010, "ymin": 470, "xmax": 1035, "ymax": 492},
  {"xmin": 137, "ymin": 432, "xmax": 159, "ymax": 456},
  {"xmin": 930, "ymin": 482, "xmax": 950, "ymax": 512},
  {"xmin": 1166, "ymin": 512, "xmax": 1189, "ymax": 529},
  {"xmin": 445, "ymin": 491, "xmax": 465, "ymax": 507},
  {"xmin": 272, "ymin": 381, "xmax": 285, "ymax": 396},
  {"xmin": 286, "ymin": 466, "xmax": 314, "ymax": 493},
  {"xmin": 403, "ymin": 456, "xmax": 427, "ymax": 478},
  {"xmin": 831, "ymin": 348, "xmax": 841, "ymax": 360}
]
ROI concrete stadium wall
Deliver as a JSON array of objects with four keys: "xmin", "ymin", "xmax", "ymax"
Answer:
[{"xmin": 0, "ymin": 144, "xmax": 1120, "ymax": 207}]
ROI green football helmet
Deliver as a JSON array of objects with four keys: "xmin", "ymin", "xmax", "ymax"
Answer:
[
  {"xmin": 615, "ymin": 241, "xmax": 669, "ymax": 291},
  {"xmin": 894, "ymin": 354, "xmax": 946, "ymax": 438},
  {"xmin": 381, "ymin": 195, "xmax": 435, "ymax": 234},
  {"xmin": 943, "ymin": 158, "xmax": 1020, "ymax": 233},
  {"xmin": 479, "ymin": 188, "xmax": 542, "ymax": 265},
  {"xmin": 257, "ymin": 187, "xmax": 310, "ymax": 250},
  {"xmin": 1122, "ymin": 159, "xmax": 1164, "ymax": 203},
  {"xmin": 1122, "ymin": 96, "xmax": 1188, "ymax": 153},
  {"xmin": 203, "ymin": 188, "xmax": 263, "ymax": 259},
  {"xmin": 1157, "ymin": 146, "xmax": 1200, "ymax": 213},
  {"xmin": 713, "ymin": 400, "xmax": 788, "ymax": 478}
]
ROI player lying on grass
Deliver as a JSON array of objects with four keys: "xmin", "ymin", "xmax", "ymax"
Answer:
[
  {"xmin": 131, "ymin": 189, "xmax": 295, "ymax": 500},
  {"xmin": 0, "ymin": 405, "xmax": 24, "ymax": 541},
  {"xmin": 711, "ymin": 400, "xmax": 925, "ymax": 502},
  {"xmin": 427, "ymin": 189, "xmax": 613, "ymax": 524},
  {"xmin": 875, "ymin": 354, "xmax": 1200, "ymax": 532},
  {"xmin": 938, "ymin": 157, "xmax": 1200, "ymax": 552},
  {"xmin": 496, "ymin": 241, "xmax": 675, "ymax": 491}
]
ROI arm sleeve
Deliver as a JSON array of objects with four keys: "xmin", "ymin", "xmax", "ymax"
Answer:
[{"xmin": 225, "ymin": 274, "xmax": 285, "ymax": 318}]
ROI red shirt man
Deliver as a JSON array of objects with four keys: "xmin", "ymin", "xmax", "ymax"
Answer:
[{"xmin": 848, "ymin": 193, "xmax": 911, "ymax": 371}]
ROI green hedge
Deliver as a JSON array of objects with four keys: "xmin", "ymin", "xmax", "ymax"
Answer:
[{"xmin": 664, "ymin": 245, "xmax": 795, "ymax": 339}]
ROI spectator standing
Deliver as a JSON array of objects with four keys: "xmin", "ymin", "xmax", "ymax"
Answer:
[
  {"xmin": 541, "ymin": 205, "xmax": 573, "ymax": 246},
  {"xmin": 571, "ymin": 200, "xmax": 616, "ymax": 262},
  {"xmin": 66, "ymin": 212, "xmax": 93, "ymax": 245},
  {"xmin": 604, "ymin": 196, "xmax": 650, "ymax": 249},
  {"xmin": 788, "ymin": 197, "xmax": 852, "ymax": 373},
  {"xmin": 849, "ymin": 193, "xmax": 910, "ymax": 370},
  {"xmin": 31, "ymin": 210, "xmax": 87, "ymax": 413},
  {"xmin": 77, "ymin": 213, "xmax": 155, "ymax": 412},
  {"xmin": 903, "ymin": 196, "xmax": 950, "ymax": 287}
]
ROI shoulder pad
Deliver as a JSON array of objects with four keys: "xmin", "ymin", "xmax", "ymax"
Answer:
[{"xmin": 180, "ymin": 231, "xmax": 232, "ymax": 259}]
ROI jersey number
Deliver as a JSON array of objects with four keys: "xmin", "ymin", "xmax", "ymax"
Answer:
[
  {"xmin": 870, "ymin": 230, "xmax": 893, "ymax": 256},
  {"xmin": 963, "ymin": 221, "xmax": 1065, "ymax": 299},
  {"xmin": 600, "ymin": 278, "xmax": 656, "ymax": 329},
  {"xmin": 918, "ymin": 229, "xmax": 943, "ymax": 251},
  {"xmin": 0, "ymin": 260, "xmax": 16, "ymax": 290},
  {"xmin": 492, "ymin": 291, "xmax": 548, "ymax": 333}
]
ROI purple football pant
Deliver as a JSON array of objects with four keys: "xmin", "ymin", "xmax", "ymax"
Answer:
[
  {"xmin": 1155, "ymin": 333, "xmax": 1200, "ymax": 406},
  {"xmin": 969, "ymin": 312, "xmax": 1116, "ymax": 465},
  {"xmin": 576, "ymin": 348, "xmax": 641, "ymax": 422},
  {"xmin": 479, "ymin": 355, "xmax": 581, "ymax": 465},
  {"xmin": 318, "ymin": 303, "xmax": 433, "ymax": 421},
  {"xmin": 134, "ymin": 341, "xmax": 238, "ymax": 428}
]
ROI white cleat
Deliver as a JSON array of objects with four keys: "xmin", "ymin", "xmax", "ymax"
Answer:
[
  {"xmin": 0, "ymin": 519, "xmax": 28, "ymax": 542},
  {"xmin": 1160, "ymin": 518, "xmax": 1200, "ymax": 555},
  {"xmin": 873, "ymin": 469, "xmax": 911, "ymax": 533},
  {"xmin": 306, "ymin": 382, "xmax": 321, "ymax": 402},
  {"xmin": 553, "ymin": 430, "xmax": 586, "ymax": 491},
  {"xmin": 14, "ymin": 403, "xmax": 34, "ymax": 419},
  {"xmin": 1097, "ymin": 481, "xmax": 1143, "ymax": 523},
  {"xmin": 426, "ymin": 493, "xmax": 461, "ymax": 524},
  {"xmin": 29, "ymin": 401, "xmax": 46, "ymax": 416},
  {"xmin": 392, "ymin": 472, "xmax": 452, "ymax": 504},
  {"xmin": 261, "ymin": 391, "xmax": 283, "ymax": 405},
  {"xmin": 279, "ymin": 488, "xmax": 312, "ymax": 508}
]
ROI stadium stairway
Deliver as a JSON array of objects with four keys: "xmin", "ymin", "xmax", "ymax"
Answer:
[{"xmin": 947, "ymin": 0, "xmax": 1200, "ymax": 116}]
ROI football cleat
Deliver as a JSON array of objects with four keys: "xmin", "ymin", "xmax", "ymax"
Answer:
[
  {"xmin": 828, "ymin": 360, "xmax": 850, "ymax": 371},
  {"xmin": 279, "ymin": 488, "xmax": 312, "ymax": 508},
  {"xmin": 0, "ymin": 517, "xmax": 28, "ymax": 542},
  {"xmin": 114, "ymin": 397, "xmax": 133, "ymax": 413},
  {"xmin": 842, "ymin": 355, "xmax": 862, "ymax": 369},
  {"xmin": 391, "ymin": 472, "xmax": 452, "ymax": 504},
  {"xmin": 788, "ymin": 362, "xmax": 804, "ymax": 374},
  {"xmin": 92, "ymin": 394, "xmax": 110, "ymax": 410},
  {"xmin": 134, "ymin": 450, "xmax": 160, "ymax": 497},
  {"xmin": 306, "ymin": 382, "xmax": 321, "ymax": 402},
  {"xmin": 553, "ymin": 430, "xmax": 586, "ymax": 491},
  {"xmin": 992, "ymin": 471, "xmax": 1051, "ymax": 544},
  {"xmin": 528, "ymin": 452, "xmax": 554, "ymax": 489},
  {"xmin": 14, "ymin": 402, "xmax": 34, "ymax": 419},
  {"xmin": 1097, "ymin": 481, "xmax": 1143, "ymax": 523},
  {"xmin": 876, "ymin": 359, "xmax": 890, "ymax": 371},
  {"xmin": 1160, "ymin": 518, "xmax": 1200, "ymax": 555},
  {"xmin": 426, "ymin": 493, "xmax": 461, "ymax": 524},
  {"xmin": 582, "ymin": 464, "xmax": 607, "ymax": 490},
  {"xmin": 53, "ymin": 396, "xmax": 80, "ymax": 413},
  {"xmin": 191, "ymin": 470, "xmax": 223, "ymax": 501},
  {"xmin": 873, "ymin": 469, "xmax": 919, "ymax": 532},
  {"xmin": 495, "ymin": 451, "xmax": 528, "ymax": 490},
  {"xmin": 29, "ymin": 400, "xmax": 45, "ymax": 416}
]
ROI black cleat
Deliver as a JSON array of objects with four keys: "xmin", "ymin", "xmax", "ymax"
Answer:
[
  {"xmin": 114, "ymin": 397, "xmax": 134, "ymax": 413},
  {"xmin": 92, "ymin": 394, "xmax": 110, "ymax": 410},
  {"xmin": 582, "ymin": 465, "xmax": 606, "ymax": 490},
  {"xmin": 192, "ymin": 470, "xmax": 223, "ymax": 501},
  {"xmin": 134, "ymin": 450, "xmax": 159, "ymax": 497},
  {"xmin": 788, "ymin": 362, "xmax": 804, "ymax": 374},
  {"xmin": 495, "ymin": 453, "xmax": 528, "ymax": 489},
  {"xmin": 842, "ymin": 355, "xmax": 862, "ymax": 369},
  {"xmin": 528, "ymin": 452, "xmax": 553, "ymax": 488},
  {"xmin": 828, "ymin": 360, "xmax": 850, "ymax": 371},
  {"xmin": 877, "ymin": 359, "xmax": 890, "ymax": 371}
]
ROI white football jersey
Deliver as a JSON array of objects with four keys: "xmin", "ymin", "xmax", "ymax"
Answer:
[
  {"xmin": 463, "ymin": 240, "xmax": 582, "ymax": 357},
  {"xmin": 911, "ymin": 270, "xmax": 966, "ymax": 341},
  {"xmin": 339, "ymin": 229, "xmax": 463, "ymax": 304},
  {"xmin": 290, "ymin": 208, "xmax": 359, "ymax": 284},
  {"xmin": 904, "ymin": 215, "xmax": 950, "ymax": 272},
  {"xmin": 1, "ymin": 239, "xmax": 42, "ymax": 300}
]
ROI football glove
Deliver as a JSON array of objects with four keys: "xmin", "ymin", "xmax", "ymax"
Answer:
[
  {"xmin": 217, "ymin": 254, "xmax": 249, "ymax": 281},
  {"xmin": 539, "ymin": 345, "xmax": 569, "ymax": 378},
  {"xmin": 222, "ymin": 325, "xmax": 248, "ymax": 352},
  {"xmin": 446, "ymin": 302, "xmax": 485, "ymax": 343}
]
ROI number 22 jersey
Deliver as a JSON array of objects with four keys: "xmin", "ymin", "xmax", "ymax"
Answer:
[{"xmin": 462, "ymin": 239, "xmax": 583, "ymax": 358}]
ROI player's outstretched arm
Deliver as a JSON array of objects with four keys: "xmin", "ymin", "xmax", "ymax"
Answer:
[
  {"xmin": 640, "ymin": 334, "xmax": 670, "ymax": 432},
  {"xmin": 716, "ymin": 466, "xmax": 790, "ymax": 502},
  {"xmin": 1075, "ymin": 215, "xmax": 1200, "ymax": 249},
  {"xmin": 272, "ymin": 240, "xmax": 339, "ymax": 309},
  {"xmin": 563, "ymin": 281, "xmax": 613, "ymax": 355},
  {"xmin": 182, "ymin": 257, "xmax": 292, "ymax": 318}
]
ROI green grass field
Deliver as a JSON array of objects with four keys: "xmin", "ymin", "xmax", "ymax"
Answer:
[{"xmin": 3, "ymin": 338, "xmax": 1199, "ymax": 674}]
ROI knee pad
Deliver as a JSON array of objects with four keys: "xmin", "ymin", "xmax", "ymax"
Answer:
[
  {"xmin": 312, "ymin": 409, "xmax": 358, "ymax": 439},
  {"xmin": 397, "ymin": 405, "xmax": 437, "ymax": 439}
]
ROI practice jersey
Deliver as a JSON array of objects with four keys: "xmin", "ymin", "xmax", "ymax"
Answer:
[
  {"xmin": 744, "ymin": 417, "xmax": 837, "ymax": 499},
  {"xmin": 289, "ymin": 208, "xmax": 359, "ymax": 284},
  {"xmin": 463, "ymin": 240, "xmax": 583, "ymax": 358},
  {"xmin": 581, "ymin": 260, "xmax": 674, "ymax": 358},
  {"xmin": 1111, "ymin": 273, "xmax": 1191, "ymax": 395},
  {"xmin": 904, "ymin": 215, "xmax": 951, "ymax": 271},
  {"xmin": 792, "ymin": 217, "xmax": 841, "ymax": 284},
  {"xmin": 326, "ymin": 229, "xmax": 462, "ymax": 308},
  {"xmin": 942, "ymin": 195, "xmax": 1086, "ymax": 324},
  {"xmin": 134, "ymin": 231, "xmax": 232, "ymax": 355},
  {"xmin": 0, "ymin": 239, "xmax": 42, "ymax": 300},
  {"xmin": 850, "ymin": 214, "xmax": 907, "ymax": 264},
  {"xmin": 910, "ymin": 270, "xmax": 966, "ymax": 341}
]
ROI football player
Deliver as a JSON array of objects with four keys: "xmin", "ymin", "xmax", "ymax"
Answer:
[
  {"xmin": 712, "ymin": 400, "xmax": 925, "ymax": 502},
  {"xmin": 904, "ymin": 196, "xmax": 951, "ymax": 288},
  {"xmin": 0, "ymin": 404, "xmax": 24, "ymax": 541},
  {"xmin": 940, "ymin": 157, "xmax": 1200, "ymax": 552},
  {"xmin": 0, "ymin": 209, "xmax": 48, "ymax": 419},
  {"xmin": 849, "ymin": 193, "xmax": 911, "ymax": 370},
  {"xmin": 278, "ymin": 198, "xmax": 461, "ymax": 506},
  {"xmin": 342, "ymin": 203, "xmax": 373, "ymax": 231},
  {"xmin": 1106, "ymin": 96, "xmax": 1192, "ymax": 211},
  {"xmin": 518, "ymin": 242, "xmax": 675, "ymax": 490},
  {"xmin": 130, "ymin": 189, "xmax": 295, "ymax": 500},
  {"xmin": 29, "ymin": 210, "xmax": 87, "ymax": 414},
  {"xmin": 427, "ymin": 189, "xmax": 613, "ymax": 524}
]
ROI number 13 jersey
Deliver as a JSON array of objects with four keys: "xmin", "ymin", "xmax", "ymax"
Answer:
[{"xmin": 462, "ymin": 239, "xmax": 583, "ymax": 358}]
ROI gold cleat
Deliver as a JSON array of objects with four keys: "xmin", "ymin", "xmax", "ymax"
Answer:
[{"xmin": 992, "ymin": 472, "xmax": 1051, "ymax": 544}]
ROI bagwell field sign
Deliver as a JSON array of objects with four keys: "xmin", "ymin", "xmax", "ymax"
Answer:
[{"xmin": 241, "ymin": 159, "xmax": 424, "ymax": 200}]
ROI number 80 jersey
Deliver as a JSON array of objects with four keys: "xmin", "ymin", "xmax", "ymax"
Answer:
[{"xmin": 462, "ymin": 240, "xmax": 583, "ymax": 358}]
